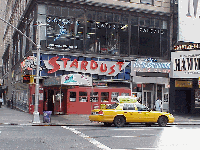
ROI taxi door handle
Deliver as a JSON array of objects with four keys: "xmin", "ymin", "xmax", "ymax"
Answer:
[{"xmin": 124, "ymin": 112, "xmax": 127, "ymax": 113}]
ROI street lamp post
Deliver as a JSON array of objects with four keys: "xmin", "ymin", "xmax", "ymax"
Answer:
[
  {"xmin": 33, "ymin": 24, "xmax": 41, "ymax": 123},
  {"xmin": 0, "ymin": 17, "xmax": 45, "ymax": 123}
]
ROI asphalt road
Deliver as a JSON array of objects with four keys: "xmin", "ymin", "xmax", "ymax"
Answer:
[{"xmin": 0, "ymin": 124, "xmax": 199, "ymax": 150}]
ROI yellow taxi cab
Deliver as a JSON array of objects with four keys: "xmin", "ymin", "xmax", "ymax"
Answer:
[{"xmin": 89, "ymin": 101, "xmax": 175, "ymax": 127}]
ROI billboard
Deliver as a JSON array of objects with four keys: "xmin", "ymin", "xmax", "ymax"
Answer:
[
  {"xmin": 178, "ymin": 0, "xmax": 200, "ymax": 43},
  {"xmin": 170, "ymin": 50, "xmax": 200, "ymax": 78}
]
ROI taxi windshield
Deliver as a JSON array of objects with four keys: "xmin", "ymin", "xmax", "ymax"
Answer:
[{"xmin": 106, "ymin": 103, "xmax": 119, "ymax": 109}]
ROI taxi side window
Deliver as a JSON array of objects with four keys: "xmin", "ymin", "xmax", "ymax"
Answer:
[
  {"xmin": 123, "ymin": 104, "xmax": 135, "ymax": 110},
  {"xmin": 135, "ymin": 103, "xmax": 148, "ymax": 111}
]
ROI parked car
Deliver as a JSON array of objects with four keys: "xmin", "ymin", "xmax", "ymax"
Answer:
[{"xmin": 89, "ymin": 102, "xmax": 175, "ymax": 127}]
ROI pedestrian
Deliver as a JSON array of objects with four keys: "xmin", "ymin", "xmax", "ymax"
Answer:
[{"xmin": 154, "ymin": 97, "xmax": 162, "ymax": 111}]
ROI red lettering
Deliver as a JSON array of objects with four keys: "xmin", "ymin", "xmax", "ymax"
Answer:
[
  {"xmin": 100, "ymin": 63, "xmax": 107, "ymax": 72},
  {"xmin": 70, "ymin": 59, "xmax": 78, "ymax": 68},
  {"xmin": 81, "ymin": 60, "xmax": 88, "ymax": 71},
  {"xmin": 116, "ymin": 62, "xmax": 124, "ymax": 71},
  {"xmin": 48, "ymin": 56, "xmax": 60, "ymax": 73},
  {"xmin": 108, "ymin": 65, "xmax": 115, "ymax": 75},
  {"xmin": 90, "ymin": 60, "xmax": 98, "ymax": 70},
  {"xmin": 61, "ymin": 58, "xmax": 70, "ymax": 68}
]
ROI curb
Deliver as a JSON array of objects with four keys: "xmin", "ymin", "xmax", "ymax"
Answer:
[{"xmin": 1, "ymin": 122, "xmax": 200, "ymax": 126}]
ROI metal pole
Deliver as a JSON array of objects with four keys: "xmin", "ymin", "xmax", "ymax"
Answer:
[
  {"xmin": 33, "ymin": 24, "xmax": 41, "ymax": 123},
  {"xmin": 60, "ymin": 84, "xmax": 62, "ymax": 112}
]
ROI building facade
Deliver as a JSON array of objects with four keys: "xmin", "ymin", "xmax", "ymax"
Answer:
[
  {"xmin": 169, "ymin": 0, "xmax": 200, "ymax": 115},
  {"xmin": 2, "ymin": 0, "xmax": 172, "ymax": 114}
]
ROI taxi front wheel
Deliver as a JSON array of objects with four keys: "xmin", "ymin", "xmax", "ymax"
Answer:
[
  {"xmin": 114, "ymin": 116, "xmax": 125, "ymax": 127},
  {"xmin": 158, "ymin": 116, "xmax": 168, "ymax": 127}
]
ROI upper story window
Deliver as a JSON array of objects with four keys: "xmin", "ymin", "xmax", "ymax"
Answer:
[{"xmin": 140, "ymin": 0, "xmax": 153, "ymax": 5}]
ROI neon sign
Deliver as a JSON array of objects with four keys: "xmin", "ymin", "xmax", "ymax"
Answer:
[
  {"xmin": 21, "ymin": 56, "xmax": 37, "ymax": 70},
  {"xmin": 43, "ymin": 57, "xmax": 130, "ymax": 76}
]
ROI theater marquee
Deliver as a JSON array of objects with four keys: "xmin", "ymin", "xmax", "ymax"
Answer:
[{"xmin": 171, "ymin": 50, "xmax": 200, "ymax": 78}]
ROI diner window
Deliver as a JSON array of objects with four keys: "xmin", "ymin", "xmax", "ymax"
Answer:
[
  {"xmin": 90, "ymin": 92, "xmax": 98, "ymax": 102},
  {"xmin": 121, "ymin": 93, "xmax": 129, "ymax": 96},
  {"xmin": 70, "ymin": 92, "xmax": 76, "ymax": 102},
  {"xmin": 111, "ymin": 92, "xmax": 119, "ymax": 102},
  {"xmin": 101, "ymin": 92, "xmax": 109, "ymax": 102},
  {"xmin": 79, "ymin": 92, "xmax": 88, "ymax": 102}
]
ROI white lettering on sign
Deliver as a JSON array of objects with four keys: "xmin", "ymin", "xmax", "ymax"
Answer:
[{"xmin": 131, "ymin": 58, "xmax": 171, "ymax": 74}]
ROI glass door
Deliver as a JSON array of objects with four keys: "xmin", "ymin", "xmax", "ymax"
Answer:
[{"xmin": 143, "ymin": 91, "xmax": 153, "ymax": 109}]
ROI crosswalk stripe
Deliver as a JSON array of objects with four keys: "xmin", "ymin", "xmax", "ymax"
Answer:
[{"xmin": 61, "ymin": 126, "xmax": 112, "ymax": 150}]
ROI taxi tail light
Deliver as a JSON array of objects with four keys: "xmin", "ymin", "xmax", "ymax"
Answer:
[{"xmin": 98, "ymin": 110, "xmax": 104, "ymax": 115}]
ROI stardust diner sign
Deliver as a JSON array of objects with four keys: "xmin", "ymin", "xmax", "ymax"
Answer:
[{"xmin": 43, "ymin": 57, "xmax": 130, "ymax": 76}]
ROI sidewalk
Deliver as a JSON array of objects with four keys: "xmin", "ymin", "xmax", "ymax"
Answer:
[{"xmin": 1, "ymin": 106, "xmax": 200, "ymax": 126}]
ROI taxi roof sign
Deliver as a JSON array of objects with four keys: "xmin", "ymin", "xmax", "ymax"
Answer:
[{"xmin": 117, "ymin": 96, "xmax": 138, "ymax": 103}]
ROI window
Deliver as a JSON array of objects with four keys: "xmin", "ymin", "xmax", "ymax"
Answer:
[
  {"xmin": 79, "ymin": 92, "xmax": 88, "ymax": 102},
  {"xmin": 90, "ymin": 92, "xmax": 98, "ymax": 102},
  {"xmin": 101, "ymin": 92, "xmax": 109, "ymax": 102},
  {"xmin": 107, "ymin": 103, "xmax": 119, "ymax": 109},
  {"xmin": 70, "ymin": 92, "xmax": 76, "ymax": 102},
  {"xmin": 111, "ymin": 92, "xmax": 119, "ymax": 102},
  {"xmin": 135, "ymin": 103, "xmax": 149, "ymax": 111},
  {"xmin": 121, "ymin": 93, "xmax": 129, "ymax": 96},
  {"xmin": 123, "ymin": 103, "xmax": 135, "ymax": 110}
]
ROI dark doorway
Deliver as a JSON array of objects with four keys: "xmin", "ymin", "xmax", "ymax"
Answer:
[
  {"xmin": 48, "ymin": 90, "xmax": 54, "ymax": 114},
  {"xmin": 175, "ymin": 90, "xmax": 191, "ymax": 114}
]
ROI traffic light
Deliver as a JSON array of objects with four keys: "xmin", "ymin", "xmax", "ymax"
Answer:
[{"xmin": 23, "ymin": 75, "xmax": 30, "ymax": 83}]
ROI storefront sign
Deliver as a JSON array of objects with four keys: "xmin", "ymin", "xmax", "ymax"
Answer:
[
  {"xmin": 93, "ymin": 82, "xmax": 107, "ymax": 87},
  {"xmin": 171, "ymin": 50, "xmax": 200, "ymax": 78},
  {"xmin": 21, "ymin": 56, "xmax": 37, "ymax": 70},
  {"xmin": 43, "ymin": 77, "xmax": 61, "ymax": 86},
  {"xmin": 131, "ymin": 58, "xmax": 170, "ymax": 75},
  {"xmin": 175, "ymin": 80, "xmax": 193, "ymax": 88},
  {"xmin": 44, "ymin": 57, "xmax": 129, "ymax": 76},
  {"xmin": 174, "ymin": 44, "xmax": 200, "ymax": 50},
  {"xmin": 61, "ymin": 74, "xmax": 92, "ymax": 86}
]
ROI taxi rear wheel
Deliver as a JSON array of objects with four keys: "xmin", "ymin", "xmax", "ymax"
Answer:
[
  {"xmin": 158, "ymin": 116, "xmax": 168, "ymax": 127},
  {"xmin": 104, "ymin": 122, "xmax": 113, "ymax": 127},
  {"xmin": 114, "ymin": 116, "xmax": 125, "ymax": 127}
]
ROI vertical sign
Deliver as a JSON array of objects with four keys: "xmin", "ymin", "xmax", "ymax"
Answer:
[{"xmin": 199, "ymin": 77, "xmax": 200, "ymax": 88}]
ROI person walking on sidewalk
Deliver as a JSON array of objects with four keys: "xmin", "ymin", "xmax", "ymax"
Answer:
[{"xmin": 155, "ymin": 97, "xmax": 162, "ymax": 112}]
